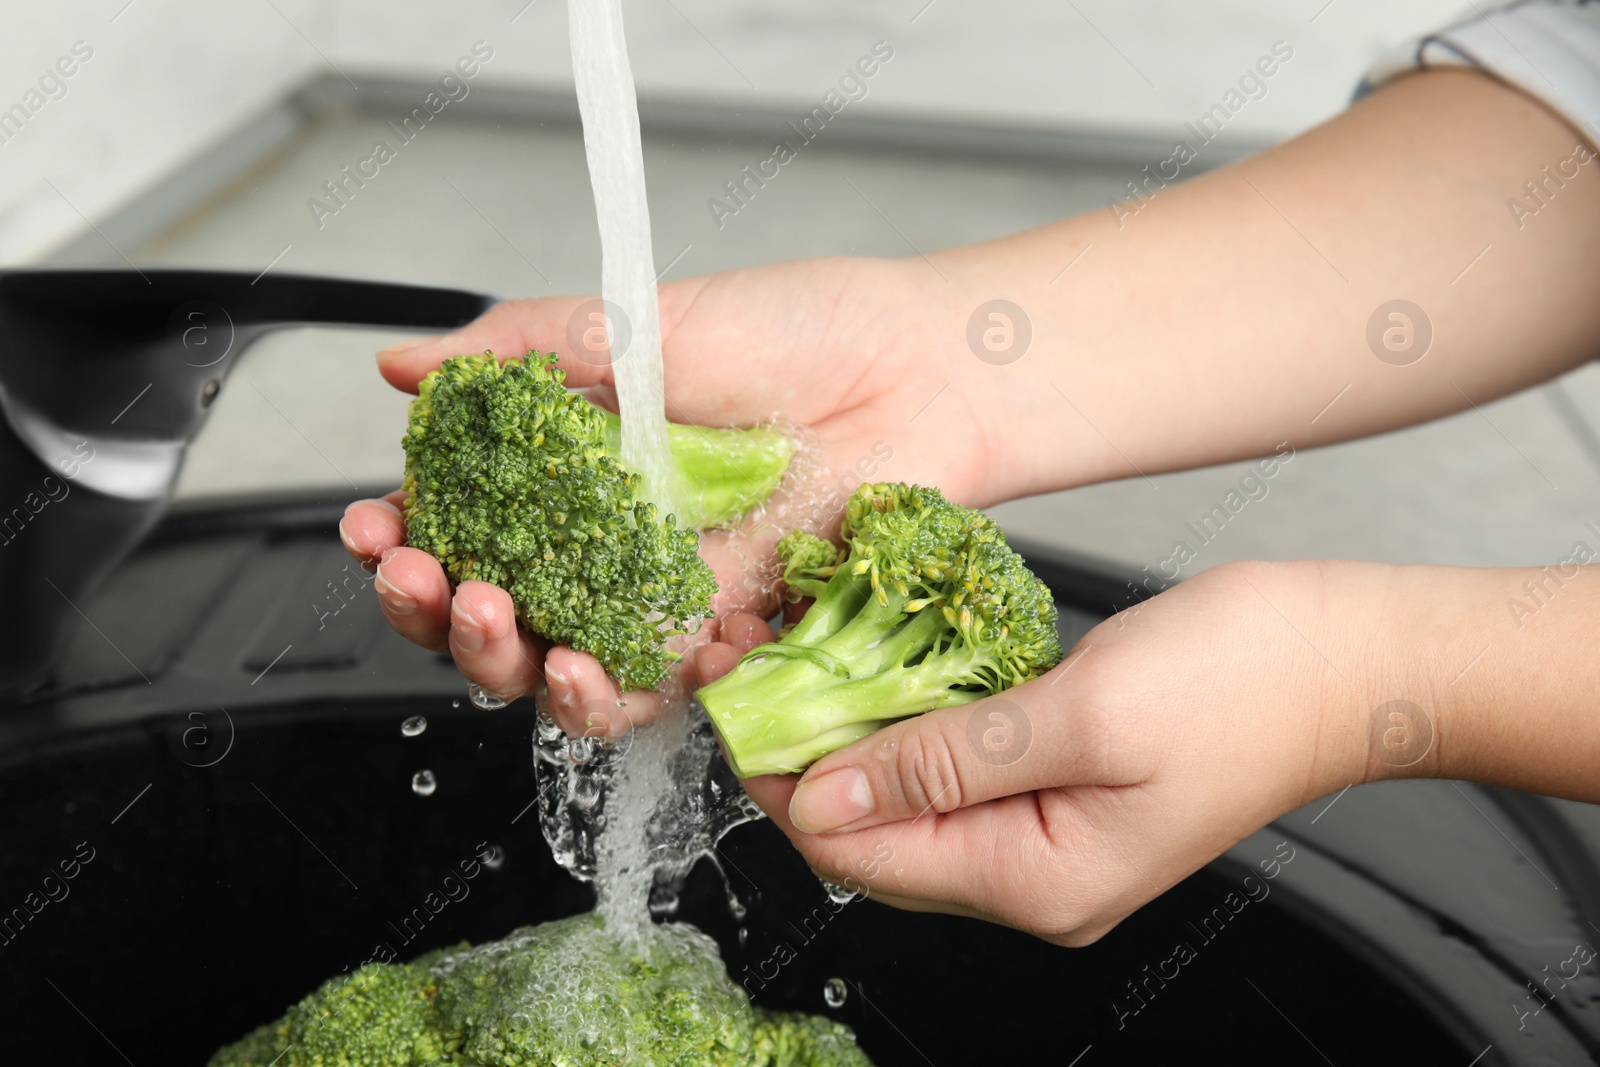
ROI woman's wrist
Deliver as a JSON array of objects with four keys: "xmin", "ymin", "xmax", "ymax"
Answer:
[
  {"xmin": 1233, "ymin": 559, "xmax": 1423, "ymax": 804},
  {"xmin": 1294, "ymin": 560, "xmax": 1600, "ymax": 803},
  {"xmin": 1414, "ymin": 564, "xmax": 1600, "ymax": 802},
  {"xmin": 1219, "ymin": 559, "xmax": 1484, "ymax": 806}
]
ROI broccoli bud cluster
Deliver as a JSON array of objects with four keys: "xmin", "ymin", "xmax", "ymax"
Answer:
[
  {"xmin": 402, "ymin": 352, "xmax": 792, "ymax": 690},
  {"xmin": 698, "ymin": 482, "xmax": 1064, "ymax": 777}
]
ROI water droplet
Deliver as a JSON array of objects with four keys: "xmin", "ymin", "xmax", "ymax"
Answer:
[
  {"xmin": 401, "ymin": 715, "xmax": 427, "ymax": 737},
  {"xmin": 481, "ymin": 844, "xmax": 505, "ymax": 870},
  {"xmin": 467, "ymin": 683, "xmax": 507, "ymax": 710},
  {"xmin": 411, "ymin": 769, "xmax": 437, "ymax": 796},
  {"xmin": 824, "ymin": 978, "xmax": 848, "ymax": 1009},
  {"xmin": 451, "ymin": 699, "xmax": 461, "ymax": 709},
  {"xmin": 738, "ymin": 926, "xmax": 748, "ymax": 948},
  {"xmin": 535, "ymin": 710, "xmax": 564, "ymax": 743},
  {"xmin": 822, "ymin": 880, "xmax": 858, "ymax": 905}
]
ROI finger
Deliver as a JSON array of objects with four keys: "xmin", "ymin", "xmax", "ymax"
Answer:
[
  {"xmin": 373, "ymin": 547, "xmax": 453, "ymax": 652},
  {"xmin": 690, "ymin": 610, "xmax": 774, "ymax": 684},
  {"xmin": 448, "ymin": 580, "xmax": 546, "ymax": 701},
  {"xmin": 720, "ymin": 612, "xmax": 773, "ymax": 654},
  {"xmin": 847, "ymin": 889, "xmax": 993, "ymax": 924},
  {"xmin": 743, "ymin": 770, "xmax": 1004, "ymax": 909},
  {"xmin": 544, "ymin": 645, "xmax": 661, "ymax": 737},
  {"xmin": 699, "ymin": 527, "xmax": 784, "ymax": 618},
  {"xmin": 785, "ymin": 663, "xmax": 1136, "ymax": 836},
  {"xmin": 756, "ymin": 769, "xmax": 1147, "ymax": 942},
  {"xmin": 377, "ymin": 296, "xmax": 620, "ymax": 394},
  {"xmin": 693, "ymin": 642, "xmax": 742, "ymax": 686},
  {"xmin": 340, "ymin": 496, "xmax": 407, "ymax": 571}
]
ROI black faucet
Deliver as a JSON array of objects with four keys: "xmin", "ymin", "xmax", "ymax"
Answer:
[{"xmin": 0, "ymin": 269, "xmax": 495, "ymax": 698}]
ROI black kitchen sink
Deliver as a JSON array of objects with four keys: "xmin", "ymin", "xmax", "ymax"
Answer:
[
  {"xmin": 3, "ymin": 485, "xmax": 1597, "ymax": 1065},
  {"xmin": 1, "ymin": 267, "xmax": 1596, "ymax": 1066}
]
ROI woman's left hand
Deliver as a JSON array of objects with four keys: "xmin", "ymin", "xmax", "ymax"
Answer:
[{"xmin": 699, "ymin": 559, "xmax": 1436, "ymax": 945}]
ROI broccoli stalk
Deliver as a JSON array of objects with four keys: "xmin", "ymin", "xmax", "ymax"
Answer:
[
  {"xmin": 598, "ymin": 410, "xmax": 794, "ymax": 531},
  {"xmin": 402, "ymin": 352, "xmax": 793, "ymax": 690},
  {"xmin": 696, "ymin": 483, "xmax": 1063, "ymax": 777}
]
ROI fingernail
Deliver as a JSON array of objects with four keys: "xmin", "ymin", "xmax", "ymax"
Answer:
[
  {"xmin": 373, "ymin": 563, "xmax": 417, "ymax": 616},
  {"xmin": 337, "ymin": 517, "xmax": 360, "ymax": 555},
  {"xmin": 790, "ymin": 767, "xmax": 873, "ymax": 834},
  {"xmin": 547, "ymin": 669, "xmax": 577, "ymax": 709},
  {"xmin": 452, "ymin": 602, "xmax": 486, "ymax": 652}
]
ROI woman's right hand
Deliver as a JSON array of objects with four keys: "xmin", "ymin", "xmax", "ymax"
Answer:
[{"xmin": 339, "ymin": 254, "xmax": 1048, "ymax": 733}]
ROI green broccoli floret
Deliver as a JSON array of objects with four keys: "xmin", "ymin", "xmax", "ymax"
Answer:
[
  {"xmin": 209, "ymin": 913, "xmax": 873, "ymax": 1067},
  {"xmin": 207, "ymin": 958, "xmax": 453, "ymax": 1066},
  {"xmin": 696, "ymin": 482, "xmax": 1063, "ymax": 777},
  {"xmin": 753, "ymin": 1013, "xmax": 876, "ymax": 1067},
  {"xmin": 402, "ymin": 352, "xmax": 793, "ymax": 690}
]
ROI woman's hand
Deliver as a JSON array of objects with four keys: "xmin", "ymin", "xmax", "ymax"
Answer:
[
  {"xmin": 700, "ymin": 553, "xmax": 1600, "ymax": 944},
  {"xmin": 712, "ymin": 560, "xmax": 1430, "ymax": 945},
  {"xmin": 340, "ymin": 255, "xmax": 1050, "ymax": 732}
]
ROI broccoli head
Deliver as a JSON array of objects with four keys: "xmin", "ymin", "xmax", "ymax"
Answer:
[
  {"xmin": 209, "ymin": 913, "xmax": 873, "ymax": 1067},
  {"xmin": 696, "ymin": 482, "xmax": 1063, "ymax": 777},
  {"xmin": 402, "ymin": 352, "xmax": 793, "ymax": 690},
  {"xmin": 206, "ymin": 958, "xmax": 452, "ymax": 1066}
]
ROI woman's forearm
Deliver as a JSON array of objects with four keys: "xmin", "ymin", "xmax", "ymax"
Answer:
[{"xmin": 940, "ymin": 68, "xmax": 1600, "ymax": 497}]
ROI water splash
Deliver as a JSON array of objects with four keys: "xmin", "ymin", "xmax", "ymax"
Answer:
[{"xmin": 533, "ymin": 687, "xmax": 762, "ymax": 937}]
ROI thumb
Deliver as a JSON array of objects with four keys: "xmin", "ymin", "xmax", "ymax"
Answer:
[
  {"xmin": 784, "ymin": 662, "xmax": 1111, "ymax": 835},
  {"xmin": 376, "ymin": 295, "xmax": 613, "ymax": 394}
]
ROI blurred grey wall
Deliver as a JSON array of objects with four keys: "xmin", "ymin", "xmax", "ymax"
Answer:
[{"xmin": 3, "ymin": 0, "xmax": 1463, "ymax": 265}]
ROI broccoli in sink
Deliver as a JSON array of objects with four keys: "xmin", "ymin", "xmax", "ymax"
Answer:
[{"xmin": 208, "ymin": 912, "xmax": 872, "ymax": 1067}]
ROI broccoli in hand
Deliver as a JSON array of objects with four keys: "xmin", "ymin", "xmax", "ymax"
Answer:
[
  {"xmin": 696, "ymin": 482, "xmax": 1063, "ymax": 777},
  {"xmin": 402, "ymin": 352, "xmax": 793, "ymax": 690}
]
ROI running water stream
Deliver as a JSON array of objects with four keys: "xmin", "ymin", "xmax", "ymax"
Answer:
[
  {"xmin": 568, "ymin": 0, "xmax": 675, "ymax": 516},
  {"xmin": 536, "ymin": 0, "xmax": 764, "ymax": 936}
]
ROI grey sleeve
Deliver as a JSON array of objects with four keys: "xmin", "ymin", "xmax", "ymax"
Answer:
[{"xmin": 1357, "ymin": 0, "xmax": 1600, "ymax": 140}]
